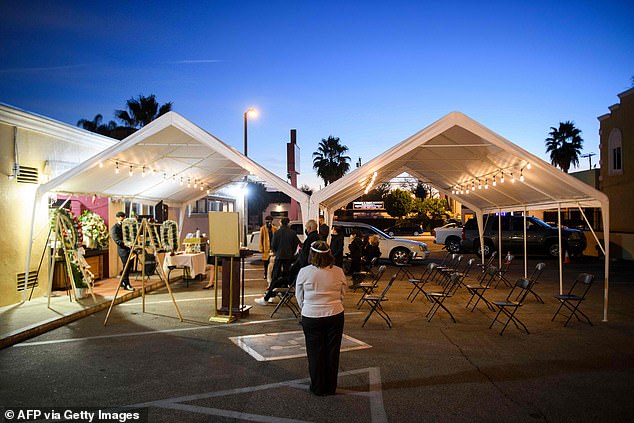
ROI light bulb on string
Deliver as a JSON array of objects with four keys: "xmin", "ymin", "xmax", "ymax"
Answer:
[
  {"xmin": 471, "ymin": 182, "xmax": 476, "ymax": 191},
  {"xmin": 141, "ymin": 166, "xmax": 146, "ymax": 177},
  {"xmin": 526, "ymin": 162, "xmax": 532, "ymax": 170},
  {"xmin": 200, "ymin": 186, "xmax": 203, "ymax": 191},
  {"xmin": 484, "ymin": 179, "xmax": 489, "ymax": 189},
  {"xmin": 492, "ymin": 175, "xmax": 497, "ymax": 187},
  {"xmin": 187, "ymin": 178, "xmax": 191, "ymax": 188},
  {"xmin": 478, "ymin": 180, "xmax": 482, "ymax": 190},
  {"xmin": 194, "ymin": 179, "xmax": 198, "ymax": 188},
  {"xmin": 500, "ymin": 172, "xmax": 505, "ymax": 184},
  {"xmin": 520, "ymin": 169, "xmax": 525, "ymax": 182},
  {"xmin": 511, "ymin": 173, "xmax": 515, "ymax": 183},
  {"xmin": 115, "ymin": 162, "xmax": 119, "ymax": 174},
  {"xmin": 180, "ymin": 177, "xmax": 183, "ymax": 186},
  {"xmin": 99, "ymin": 162, "xmax": 103, "ymax": 168},
  {"xmin": 128, "ymin": 166, "xmax": 133, "ymax": 177}
]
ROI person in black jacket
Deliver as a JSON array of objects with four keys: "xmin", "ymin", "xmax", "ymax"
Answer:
[
  {"xmin": 330, "ymin": 226, "xmax": 344, "ymax": 268},
  {"xmin": 348, "ymin": 229, "xmax": 364, "ymax": 277},
  {"xmin": 110, "ymin": 211, "xmax": 134, "ymax": 291},
  {"xmin": 362, "ymin": 235, "xmax": 381, "ymax": 268},
  {"xmin": 318, "ymin": 216, "xmax": 330, "ymax": 241},
  {"xmin": 297, "ymin": 219, "xmax": 320, "ymax": 269},
  {"xmin": 269, "ymin": 217, "xmax": 301, "ymax": 282}
]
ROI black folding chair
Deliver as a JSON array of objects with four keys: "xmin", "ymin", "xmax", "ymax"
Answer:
[
  {"xmin": 552, "ymin": 273, "xmax": 594, "ymax": 327},
  {"xmin": 270, "ymin": 284, "xmax": 300, "ymax": 318},
  {"xmin": 524, "ymin": 262, "xmax": 546, "ymax": 303},
  {"xmin": 407, "ymin": 262, "xmax": 437, "ymax": 302},
  {"xmin": 352, "ymin": 256, "xmax": 379, "ymax": 289},
  {"xmin": 489, "ymin": 278, "xmax": 531, "ymax": 335},
  {"xmin": 356, "ymin": 265, "xmax": 386, "ymax": 309},
  {"xmin": 394, "ymin": 251, "xmax": 417, "ymax": 281},
  {"xmin": 465, "ymin": 265, "xmax": 497, "ymax": 312},
  {"xmin": 426, "ymin": 272, "xmax": 462, "ymax": 323},
  {"xmin": 435, "ymin": 255, "xmax": 464, "ymax": 287},
  {"xmin": 492, "ymin": 254, "xmax": 514, "ymax": 288},
  {"xmin": 475, "ymin": 250, "xmax": 497, "ymax": 277},
  {"xmin": 430, "ymin": 253, "xmax": 460, "ymax": 284},
  {"xmin": 361, "ymin": 274, "xmax": 397, "ymax": 328}
]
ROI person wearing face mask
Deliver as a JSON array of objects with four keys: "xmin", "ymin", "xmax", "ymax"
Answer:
[
  {"xmin": 296, "ymin": 219, "xmax": 320, "ymax": 269},
  {"xmin": 259, "ymin": 216, "xmax": 277, "ymax": 280}
]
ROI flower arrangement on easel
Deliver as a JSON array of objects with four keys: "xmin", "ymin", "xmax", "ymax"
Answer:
[
  {"xmin": 79, "ymin": 210, "xmax": 109, "ymax": 249},
  {"xmin": 51, "ymin": 208, "xmax": 94, "ymax": 293}
]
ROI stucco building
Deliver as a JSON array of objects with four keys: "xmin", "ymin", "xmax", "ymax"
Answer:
[{"xmin": 598, "ymin": 87, "xmax": 634, "ymax": 260}]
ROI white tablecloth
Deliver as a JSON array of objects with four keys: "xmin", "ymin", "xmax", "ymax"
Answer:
[{"xmin": 163, "ymin": 252, "xmax": 207, "ymax": 278}]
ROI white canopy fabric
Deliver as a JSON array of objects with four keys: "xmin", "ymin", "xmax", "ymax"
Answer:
[
  {"xmin": 311, "ymin": 111, "xmax": 610, "ymax": 320},
  {"xmin": 25, "ymin": 112, "xmax": 309, "ymax": 300},
  {"xmin": 36, "ymin": 111, "xmax": 309, "ymax": 210}
]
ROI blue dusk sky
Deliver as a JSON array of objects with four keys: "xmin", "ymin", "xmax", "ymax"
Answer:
[{"xmin": 1, "ymin": 0, "xmax": 633, "ymax": 191}]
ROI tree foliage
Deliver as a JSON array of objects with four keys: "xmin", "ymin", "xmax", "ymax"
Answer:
[
  {"xmin": 410, "ymin": 181, "xmax": 429, "ymax": 199},
  {"xmin": 312, "ymin": 136, "xmax": 351, "ymax": 186},
  {"xmin": 383, "ymin": 189, "xmax": 413, "ymax": 218},
  {"xmin": 545, "ymin": 121, "xmax": 583, "ymax": 173}
]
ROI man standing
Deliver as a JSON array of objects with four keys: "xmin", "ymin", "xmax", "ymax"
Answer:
[
  {"xmin": 259, "ymin": 216, "xmax": 277, "ymax": 280},
  {"xmin": 269, "ymin": 217, "xmax": 300, "ymax": 282},
  {"xmin": 110, "ymin": 211, "xmax": 134, "ymax": 291},
  {"xmin": 318, "ymin": 216, "xmax": 330, "ymax": 241}
]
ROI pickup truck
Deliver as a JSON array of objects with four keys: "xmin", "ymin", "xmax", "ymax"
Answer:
[{"xmin": 432, "ymin": 223, "xmax": 463, "ymax": 253}]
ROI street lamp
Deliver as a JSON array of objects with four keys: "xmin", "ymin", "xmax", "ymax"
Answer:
[
  {"xmin": 243, "ymin": 108, "xmax": 257, "ymax": 156},
  {"xmin": 243, "ymin": 108, "xmax": 257, "ymax": 246}
]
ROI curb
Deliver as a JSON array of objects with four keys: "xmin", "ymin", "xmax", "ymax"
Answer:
[{"xmin": 0, "ymin": 277, "xmax": 181, "ymax": 350}]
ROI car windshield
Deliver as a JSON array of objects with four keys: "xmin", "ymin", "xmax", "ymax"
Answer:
[
  {"xmin": 529, "ymin": 216, "xmax": 553, "ymax": 228},
  {"xmin": 367, "ymin": 225, "xmax": 393, "ymax": 239}
]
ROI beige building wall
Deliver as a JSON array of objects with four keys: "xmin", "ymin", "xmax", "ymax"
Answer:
[
  {"xmin": 0, "ymin": 106, "xmax": 114, "ymax": 306},
  {"xmin": 598, "ymin": 87, "xmax": 634, "ymax": 260}
]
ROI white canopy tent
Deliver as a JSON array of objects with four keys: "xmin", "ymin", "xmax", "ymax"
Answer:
[
  {"xmin": 24, "ymin": 112, "xmax": 309, "ymax": 300},
  {"xmin": 311, "ymin": 112, "xmax": 610, "ymax": 321}
]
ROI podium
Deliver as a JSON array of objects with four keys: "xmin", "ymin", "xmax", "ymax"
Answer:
[{"xmin": 218, "ymin": 249, "xmax": 253, "ymax": 317}]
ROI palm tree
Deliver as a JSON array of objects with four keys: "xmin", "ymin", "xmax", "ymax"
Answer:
[
  {"xmin": 77, "ymin": 114, "xmax": 117, "ymax": 136},
  {"xmin": 115, "ymin": 94, "xmax": 173, "ymax": 129},
  {"xmin": 545, "ymin": 121, "xmax": 583, "ymax": 173},
  {"xmin": 312, "ymin": 136, "xmax": 351, "ymax": 186}
]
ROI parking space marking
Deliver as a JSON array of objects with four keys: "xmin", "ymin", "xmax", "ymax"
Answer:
[
  {"xmin": 129, "ymin": 367, "xmax": 387, "ymax": 423},
  {"xmin": 230, "ymin": 330, "xmax": 372, "ymax": 361}
]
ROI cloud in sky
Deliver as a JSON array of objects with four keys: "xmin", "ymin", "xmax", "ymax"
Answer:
[
  {"xmin": 0, "ymin": 64, "xmax": 89, "ymax": 74},
  {"xmin": 161, "ymin": 60, "xmax": 226, "ymax": 65}
]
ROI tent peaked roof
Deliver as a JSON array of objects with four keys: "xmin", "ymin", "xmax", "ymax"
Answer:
[
  {"xmin": 312, "ymin": 111, "xmax": 608, "ymax": 214},
  {"xmin": 37, "ymin": 112, "xmax": 309, "ymax": 207}
]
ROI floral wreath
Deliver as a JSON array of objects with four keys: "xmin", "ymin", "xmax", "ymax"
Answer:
[
  {"xmin": 79, "ymin": 210, "xmax": 109, "ymax": 249},
  {"xmin": 161, "ymin": 220, "xmax": 179, "ymax": 252},
  {"xmin": 51, "ymin": 208, "xmax": 83, "ymax": 249},
  {"xmin": 122, "ymin": 218, "xmax": 139, "ymax": 247}
]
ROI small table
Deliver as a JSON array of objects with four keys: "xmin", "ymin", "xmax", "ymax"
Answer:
[{"xmin": 163, "ymin": 252, "xmax": 207, "ymax": 286}]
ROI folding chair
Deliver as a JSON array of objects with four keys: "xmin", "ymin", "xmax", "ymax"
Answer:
[
  {"xmin": 453, "ymin": 257, "xmax": 475, "ymax": 288},
  {"xmin": 426, "ymin": 272, "xmax": 462, "ymax": 323},
  {"xmin": 552, "ymin": 273, "xmax": 594, "ymax": 327},
  {"xmin": 361, "ymin": 274, "xmax": 397, "ymax": 328},
  {"xmin": 407, "ymin": 262, "xmax": 437, "ymax": 302},
  {"xmin": 430, "ymin": 253, "xmax": 459, "ymax": 284},
  {"xmin": 492, "ymin": 254, "xmax": 514, "ymax": 288},
  {"xmin": 394, "ymin": 251, "xmax": 417, "ymax": 280},
  {"xmin": 270, "ymin": 284, "xmax": 300, "ymax": 318},
  {"xmin": 465, "ymin": 265, "xmax": 497, "ymax": 312},
  {"xmin": 524, "ymin": 262, "xmax": 546, "ymax": 303},
  {"xmin": 356, "ymin": 265, "xmax": 386, "ymax": 309},
  {"xmin": 489, "ymin": 278, "xmax": 531, "ymax": 335},
  {"xmin": 435, "ymin": 255, "xmax": 464, "ymax": 287},
  {"xmin": 352, "ymin": 256, "xmax": 379, "ymax": 289},
  {"xmin": 476, "ymin": 251, "xmax": 497, "ymax": 275}
]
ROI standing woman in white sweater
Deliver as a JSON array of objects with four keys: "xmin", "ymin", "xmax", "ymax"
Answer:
[{"xmin": 296, "ymin": 240, "xmax": 347, "ymax": 396}]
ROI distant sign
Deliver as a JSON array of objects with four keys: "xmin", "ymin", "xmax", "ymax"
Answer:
[{"xmin": 353, "ymin": 201, "xmax": 384, "ymax": 210}]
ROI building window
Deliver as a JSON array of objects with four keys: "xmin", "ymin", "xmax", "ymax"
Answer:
[{"xmin": 608, "ymin": 128, "xmax": 623, "ymax": 176}]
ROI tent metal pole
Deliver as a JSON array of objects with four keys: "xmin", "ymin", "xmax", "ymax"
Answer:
[
  {"xmin": 24, "ymin": 191, "xmax": 41, "ymax": 303},
  {"xmin": 498, "ymin": 208, "xmax": 502, "ymax": 269},
  {"xmin": 524, "ymin": 206, "xmax": 528, "ymax": 278},
  {"xmin": 602, "ymin": 202, "xmax": 610, "ymax": 322},
  {"xmin": 558, "ymin": 204, "xmax": 563, "ymax": 294}
]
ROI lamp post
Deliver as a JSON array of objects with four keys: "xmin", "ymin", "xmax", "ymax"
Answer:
[{"xmin": 243, "ymin": 108, "xmax": 257, "ymax": 246}]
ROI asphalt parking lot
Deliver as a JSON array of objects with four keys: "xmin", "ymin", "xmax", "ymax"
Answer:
[{"xmin": 2, "ymin": 246, "xmax": 634, "ymax": 423}]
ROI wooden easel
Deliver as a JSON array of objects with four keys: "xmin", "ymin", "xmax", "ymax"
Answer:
[
  {"xmin": 104, "ymin": 218, "xmax": 182, "ymax": 325},
  {"xmin": 47, "ymin": 212, "xmax": 97, "ymax": 308}
]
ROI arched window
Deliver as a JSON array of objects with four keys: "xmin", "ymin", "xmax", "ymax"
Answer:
[{"xmin": 608, "ymin": 128, "xmax": 623, "ymax": 176}]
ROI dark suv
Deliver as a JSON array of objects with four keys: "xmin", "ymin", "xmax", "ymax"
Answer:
[{"xmin": 460, "ymin": 215, "xmax": 586, "ymax": 258}]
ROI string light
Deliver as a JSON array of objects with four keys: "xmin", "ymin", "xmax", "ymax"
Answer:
[
  {"xmin": 187, "ymin": 178, "xmax": 191, "ymax": 188},
  {"xmin": 180, "ymin": 177, "xmax": 183, "ymax": 186},
  {"xmin": 527, "ymin": 162, "xmax": 532, "ymax": 170},
  {"xmin": 200, "ymin": 186, "xmax": 203, "ymax": 191},
  {"xmin": 128, "ymin": 166, "xmax": 133, "ymax": 177},
  {"xmin": 484, "ymin": 179, "xmax": 489, "ymax": 189},
  {"xmin": 511, "ymin": 173, "xmax": 515, "ymax": 183},
  {"xmin": 478, "ymin": 180, "xmax": 482, "ymax": 190},
  {"xmin": 141, "ymin": 166, "xmax": 146, "ymax": 177},
  {"xmin": 99, "ymin": 162, "xmax": 103, "ymax": 168},
  {"xmin": 492, "ymin": 175, "xmax": 497, "ymax": 187},
  {"xmin": 115, "ymin": 162, "xmax": 119, "ymax": 174},
  {"xmin": 194, "ymin": 179, "xmax": 198, "ymax": 188},
  {"xmin": 520, "ymin": 169, "xmax": 525, "ymax": 182},
  {"xmin": 500, "ymin": 172, "xmax": 505, "ymax": 184}
]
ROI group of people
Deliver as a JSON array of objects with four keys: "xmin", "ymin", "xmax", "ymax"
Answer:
[{"xmin": 255, "ymin": 216, "xmax": 380, "ymax": 396}]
